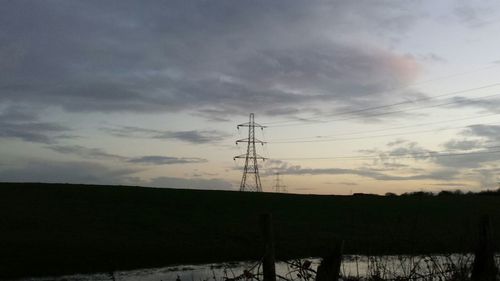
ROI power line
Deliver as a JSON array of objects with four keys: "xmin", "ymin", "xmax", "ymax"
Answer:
[
  {"xmin": 269, "ymin": 88, "xmax": 500, "ymax": 128},
  {"xmin": 263, "ymin": 63, "xmax": 500, "ymax": 126},
  {"xmin": 408, "ymin": 63, "xmax": 499, "ymax": 87},
  {"xmin": 269, "ymin": 112, "xmax": 500, "ymax": 141},
  {"xmin": 268, "ymin": 120, "xmax": 500, "ymax": 144},
  {"xmin": 273, "ymin": 145, "xmax": 500, "ymax": 161},
  {"xmin": 262, "ymin": 82, "xmax": 500, "ymax": 127}
]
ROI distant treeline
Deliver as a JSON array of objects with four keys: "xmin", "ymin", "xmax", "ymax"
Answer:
[{"xmin": 382, "ymin": 188, "xmax": 500, "ymax": 197}]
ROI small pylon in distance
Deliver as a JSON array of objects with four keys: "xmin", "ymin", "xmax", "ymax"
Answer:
[
  {"xmin": 234, "ymin": 113, "xmax": 266, "ymax": 192},
  {"xmin": 274, "ymin": 172, "xmax": 287, "ymax": 193}
]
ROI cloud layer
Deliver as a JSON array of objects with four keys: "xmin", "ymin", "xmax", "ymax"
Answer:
[
  {"xmin": 106, "ymin": 126, "xmax": 231, "ymax": 144},
  {"xmin": 1, "ymin": 0, "xmax": 422, "ymax": 120},
  {"xmin": 46, "ymin": 145, "xmax": 207, "ymax": 165},
  {"xmin": 0, "ymin": 107, "xmax": 70, "ymax": 143}
]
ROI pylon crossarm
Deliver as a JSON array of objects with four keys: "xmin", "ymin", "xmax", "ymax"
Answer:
[
  {"xmin": 237, "ymin": 123, "xmax": 266, "ymax": 128},
  {"xmin": 236, "ymin": 138, "xmax": 266, "ymax": 144},
  {"xmin": 234, "ymin": 155, "xmax": 266, "ymax": 160},
  {"xmin": 236, "ymin": 138, "xmax": 249, "ymax": 144}
]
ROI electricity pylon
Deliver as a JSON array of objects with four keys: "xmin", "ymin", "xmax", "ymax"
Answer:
[
  {"xmin": 274, "ymin": 172, "xmax": 287, "ymax": 193},
  {"xmin": 234, "ymin": 113, "xmax": 266, "ymax": 192}
]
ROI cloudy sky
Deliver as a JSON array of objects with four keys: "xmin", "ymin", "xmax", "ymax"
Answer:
[{"xmin": 2, "ymin": 0, "xmax": 500, "ymax": 194}]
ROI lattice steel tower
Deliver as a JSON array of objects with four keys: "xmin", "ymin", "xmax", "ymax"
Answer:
[
  {"xmin": 274, "ymin": 172, "xmax": 287, "ymax": 193},
  {"xmin": 234, "ymin": 113, "xmax": 266, "ymax": 192}
]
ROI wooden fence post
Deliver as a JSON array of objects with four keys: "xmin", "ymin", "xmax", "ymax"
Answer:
[
  {"xmin": 315, "ymin": 240, "xmax": 344, "ymax": 281},
  {"xmin": 471, "ymin": 215, "xmax": 497, "ymax": 281},
  {"xmin": 260, "ymin": 213, "xmax": 276, "ymax": 281}
]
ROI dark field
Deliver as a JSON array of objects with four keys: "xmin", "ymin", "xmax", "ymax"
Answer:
[{"xmin": 0, "ymin": 183, "xmax": 499, "ymax": 279}]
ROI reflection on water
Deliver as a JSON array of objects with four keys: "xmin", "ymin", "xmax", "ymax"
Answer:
[{"xmin": 9, "ymin": 254, "xmax": 500, "ymax": 281}]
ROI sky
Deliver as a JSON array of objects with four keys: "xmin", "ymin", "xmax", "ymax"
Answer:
[{"xmin": 2, "ymin": 0, "xmax": 500, "ymax": 194}]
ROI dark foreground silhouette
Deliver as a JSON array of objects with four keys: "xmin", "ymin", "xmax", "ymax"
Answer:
[{"xmin": 0, "ymin": 182, "xmax": 499, "ymax": 279}]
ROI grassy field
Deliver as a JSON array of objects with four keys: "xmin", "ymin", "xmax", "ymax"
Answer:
[{"xmin": 1, "ymin": 182, "xmax": 499, "ymax": 279}]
